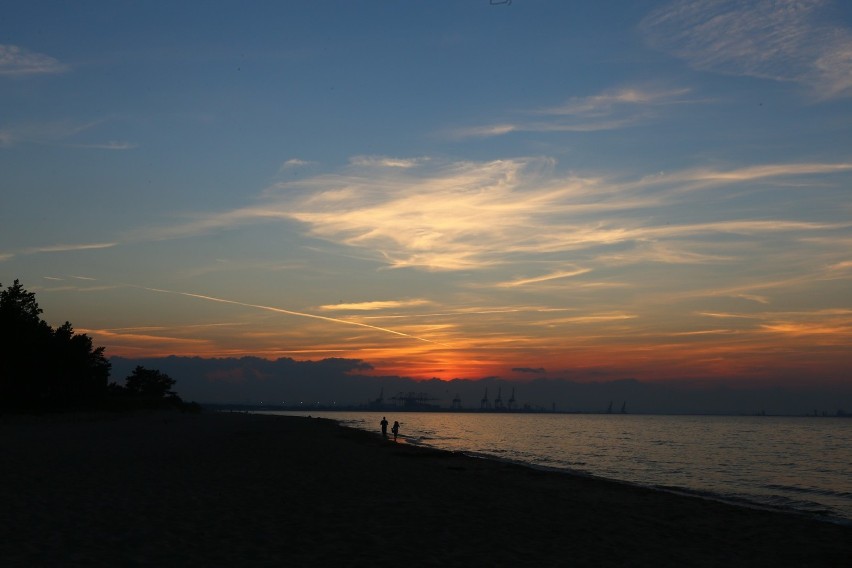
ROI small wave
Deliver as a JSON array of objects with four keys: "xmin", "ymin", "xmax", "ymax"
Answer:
[
  {"xmin": 759, "ymin": 494, "xmax": 837, "ymax": 518},
  {"xmin": 654, "ymin": 485, "xmax": 848, "ymax": 524},
  {"xmin": 762, "ymin": 483, "xmax": 852, "ymax": 499}
]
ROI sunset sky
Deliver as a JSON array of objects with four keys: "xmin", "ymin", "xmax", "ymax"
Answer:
[{"xmin": 3, "ymin": 1, "xmax": 851, "ymax": 389}]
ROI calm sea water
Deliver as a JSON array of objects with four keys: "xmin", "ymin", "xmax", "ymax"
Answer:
[{"xmin": 266, "ymin": 411, "xmax": 852, "ymax": 524}]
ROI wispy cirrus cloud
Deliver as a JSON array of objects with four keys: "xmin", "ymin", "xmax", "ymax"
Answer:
[
  {"xmin": 123, "ymin": 156, "xmax": 852, "ymax": 276},
  {"xmin": 319, "ymin": 299, "xmax": 432, "ymax": 311},
  {"xmin": 619, "ymin": 162, "xmax": 852, "ymax": 196},
  {"xmin": 698, "ymin": 308, "xmax": 852, "ymax": 342},
  {"xmin": 761, "ymin": 321, "xmax": 852, "ymax": 337},
  {"xmin": 495, "ymin": 267, "xmax": 592, "ymax": 288},
  {"xmin": 452, "ymin": 86, "xmax": 693, "ymax": 139},
  {"xmin": 734, "ymin": 294, "xmax": 770, "ymax": 305},
  {"xmin": 68, "ymin": 141, "xmax": 137, "ymax": 150},
  {"xmin": 1, "ymin": 242, "xmax": 118, "ymax": 262},
  {"xmin": 641, "ymin": 0, "xmax": 852, "ymax": 99},
  {"xmin": 81, "ymin": 328, "xmax": 213, "ymax": 354},
  {"xmin": 0, "ymin": 118, "xmax": 134, "ymax": 149},
  {"xmin": 599, "ymin": 242, "xmax": 733, "ymax": 265},
  {"xmin": 534, "ymin": 312, "xmax": 638, "ymax": 325},
  {"xmin": 699, "ymin": 312, "xmax": 762, "ymax": 319},
  {"xmin": 538, "ymin": 87, "xmax": 693, "ymax": 117},
  {"xmin": 453, "ymin": 117, "xmax": 642, "ymax": 138},
  {"xmin": 0, "ymin": 44, "xmax": 68, "ymax": 76},
  {"xmin": 674, "ymin": 255, "xmax": 852, "ymax": 305},
  {"xmin": 134, "ymin": 285, "xmax": 451, "ymax": 346},
  {"xmin": 348, "ymin": 155, "xmax": 430, "ymax": 168},
  {"xmin": 0, "ymin": 119, "xmax": 100, "ymax": 147},
  {"xmin": 23, "ymin": 242, "xmax": 118, "ymax": 254},
  {"xmin": 673, "ymin": 162, "xmax": 852, "ymax": 183},
  {"xmin": 279, "ymin": 158, "xmax": 316, "ymax": 171},
  {"xmin": 828, "ymin": 260, "xmax": 852, "ymax": 272}
]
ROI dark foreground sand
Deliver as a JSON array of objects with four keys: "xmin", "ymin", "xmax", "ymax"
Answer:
[{"xmin": 1, "ymin": 411, "xmax": 849, "ymax": 567}]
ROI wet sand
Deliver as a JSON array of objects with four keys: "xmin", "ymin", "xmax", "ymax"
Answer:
[{"xmin": 1, "ymin": 410, "xmax": 849, "ymax": 566}]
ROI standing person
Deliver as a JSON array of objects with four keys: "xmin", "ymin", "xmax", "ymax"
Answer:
[
  {"xmin": 391, "ymin": 420, "xmax": 400, "ymax": 442},
  {"xmin": 380, "ymin": 416, "xmax": 388, "ymax": 438}
]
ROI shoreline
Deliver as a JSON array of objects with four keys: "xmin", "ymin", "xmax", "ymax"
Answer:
[
  {"xmin": 447, "ymin": 449, "xmax": 852, "ymax": 527},
  {"xmin": 271, "ymin": 409, "xmax": 852, "ymax": 525},
  {"xmin": 2, "ymin": 410, "xmax": 850, "ymax": 566}
]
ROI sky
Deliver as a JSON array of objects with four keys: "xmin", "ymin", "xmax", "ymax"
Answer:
[{"xmin": 2, "ymin": 0, "xmax": 852, "ymax": 393}]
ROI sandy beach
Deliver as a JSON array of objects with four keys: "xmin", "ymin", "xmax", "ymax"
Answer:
[{"xmin": 1, "ymin": 411, "xmax": 849, "ymax": 567}]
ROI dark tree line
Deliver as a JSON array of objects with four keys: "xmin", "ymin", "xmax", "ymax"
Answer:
[{"xmin": 0, "ymin": 280, "xmax": 194, "ymax": 412}]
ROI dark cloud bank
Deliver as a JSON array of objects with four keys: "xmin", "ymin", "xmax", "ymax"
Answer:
[{"xmin": 110, "ymin": 356, "xmax": 851, "ymax": 416}]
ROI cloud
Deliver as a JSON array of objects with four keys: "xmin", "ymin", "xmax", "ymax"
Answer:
[
  {"xmin": 619, "ymin": 162, "xmax": 852, "ymax": 199},
  {"xmin": 2, "ymin": 245, "xmax": 115, "ymax": 265},
  {"xmin": 455, "ymin": 124, "xmax": 517, "ymax": 137},
  {"xmin": 85, "ymin": 328, "xmax": 211, "ymax": 347},
  {"xmin": 0, "ymin": 118, "xmax": 108, "ymax": 147},
  {"xmin": 734, "ymin": 294, "xmax": 770, "ymax": 305},
  {"xmin": 699, "ymin": 312, "xmax": 762, "ymax": 320},
  {"xmin": 0, "ymin": 44, "xmax": 68, "ymax": 76},
  {"xmin": 495, "ymin": 268, "xmax": 592, "ymax": 288},
  {"xmin": 348, "ymin": 155, "xmax": 429, "ymax": 168},
  {"xmin": 512, "ymin": 367, "xmax": 546, "ymax": 374},
  {"xmin": 669, "ymin": 329, "xmax": 735, "ymax": 336},
  {"xmin": 121, "ymin": 156, "xmax": 852, "ymax": 275},
  {"xmin": 22, "ymin": 242, "xmax": 118, "ymax": 255},
  {"xmin": 761, "ymin": 321, "xmax": 851, "ymax": 336},
  {"xmin": 535, "ymin": 313, "xmax": 638, "ymax": 325},
  {"xmin": 68, "ymin": 141, "xmax": 137, "ymax": 150},
  {"xmin": 279, "ymin": 158, "xmax": 315, "ymax": 171},
  {"xmin": 538, "ymin": 87, "xmax": 693, "ymax": 117},
  {"xmin": 599, "ymin": 242, "xmax": 732, "ymax": 265},
  {"xmin": 453, "ymin": 118, "xmax": 641, "ymax": 138},
  {"xmin": 641, "ymin": 0, "xmax": 852, "ymax": 99},
  {"xmin": 452, "ymin": 86, "xmax": 693, "ymax": 138},
  {"xmin": 828, "ymin": 260, "xmax": 852, "ymax": 272},
  {"xmin": 319, "ymin": 299, "xmax": 431, "ymax": 311},
  {"xmin": 136, "ymin": 285, "xmax": 450, "ymax": 346},
  {"xmin": 677, "ymin": 163, "xmax": 852, "ymax": 183}
]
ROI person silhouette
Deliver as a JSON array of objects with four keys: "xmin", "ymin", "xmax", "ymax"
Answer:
[
  {"xmin": 391, "ymin": 420, "xmax": 400, "ymax": 442},
  {"xmin": 380, "ymin": 416, "xmax": 388, "ymax": 438}
]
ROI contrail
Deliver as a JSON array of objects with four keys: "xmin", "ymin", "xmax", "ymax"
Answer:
[{"xmin": 137, "ymin": 285, "xmax": 450, "ymax": 347}]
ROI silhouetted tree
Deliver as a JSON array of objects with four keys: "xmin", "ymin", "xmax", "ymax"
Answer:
[
  {"xmin": 109, "ymin": 365, "xmax": 199, "ymax": 411},
  {"xmin": 0, "ymin": 280, "xmax": 110, "ymax": 410},
  {"xmin": 48, "ymin": 321, "xmax": 111, "ymax": 403},
  {"xmin": 124, "ymin": 366, "xmax": 177, "ymax": 399},
  {"xmin": 0, "ymin": 280, "xmax": 49, "ymax": 405}
]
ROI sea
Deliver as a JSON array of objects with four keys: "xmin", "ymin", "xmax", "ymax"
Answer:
[{"xmin": 264, "ymin": 411, "xmax": 852, "ymax": 524}]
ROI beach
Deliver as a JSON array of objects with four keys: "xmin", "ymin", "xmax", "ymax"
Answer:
[{"xmin": 1, "ymin": 411, "xmax": 849, "ymax": 567}]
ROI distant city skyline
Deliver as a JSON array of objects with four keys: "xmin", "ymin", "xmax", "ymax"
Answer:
[
  {"xmin": 109, "ymin": 356, "xmax": 852, "ymax": 416},
  {"xmin": 3, "ymin": 1, "xmax": 851, "ymax": 391}
]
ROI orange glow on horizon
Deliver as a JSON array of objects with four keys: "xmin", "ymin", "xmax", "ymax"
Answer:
[{"xmin": 89, "ymin": 323, "xmax": 852, "ymax": 388}]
